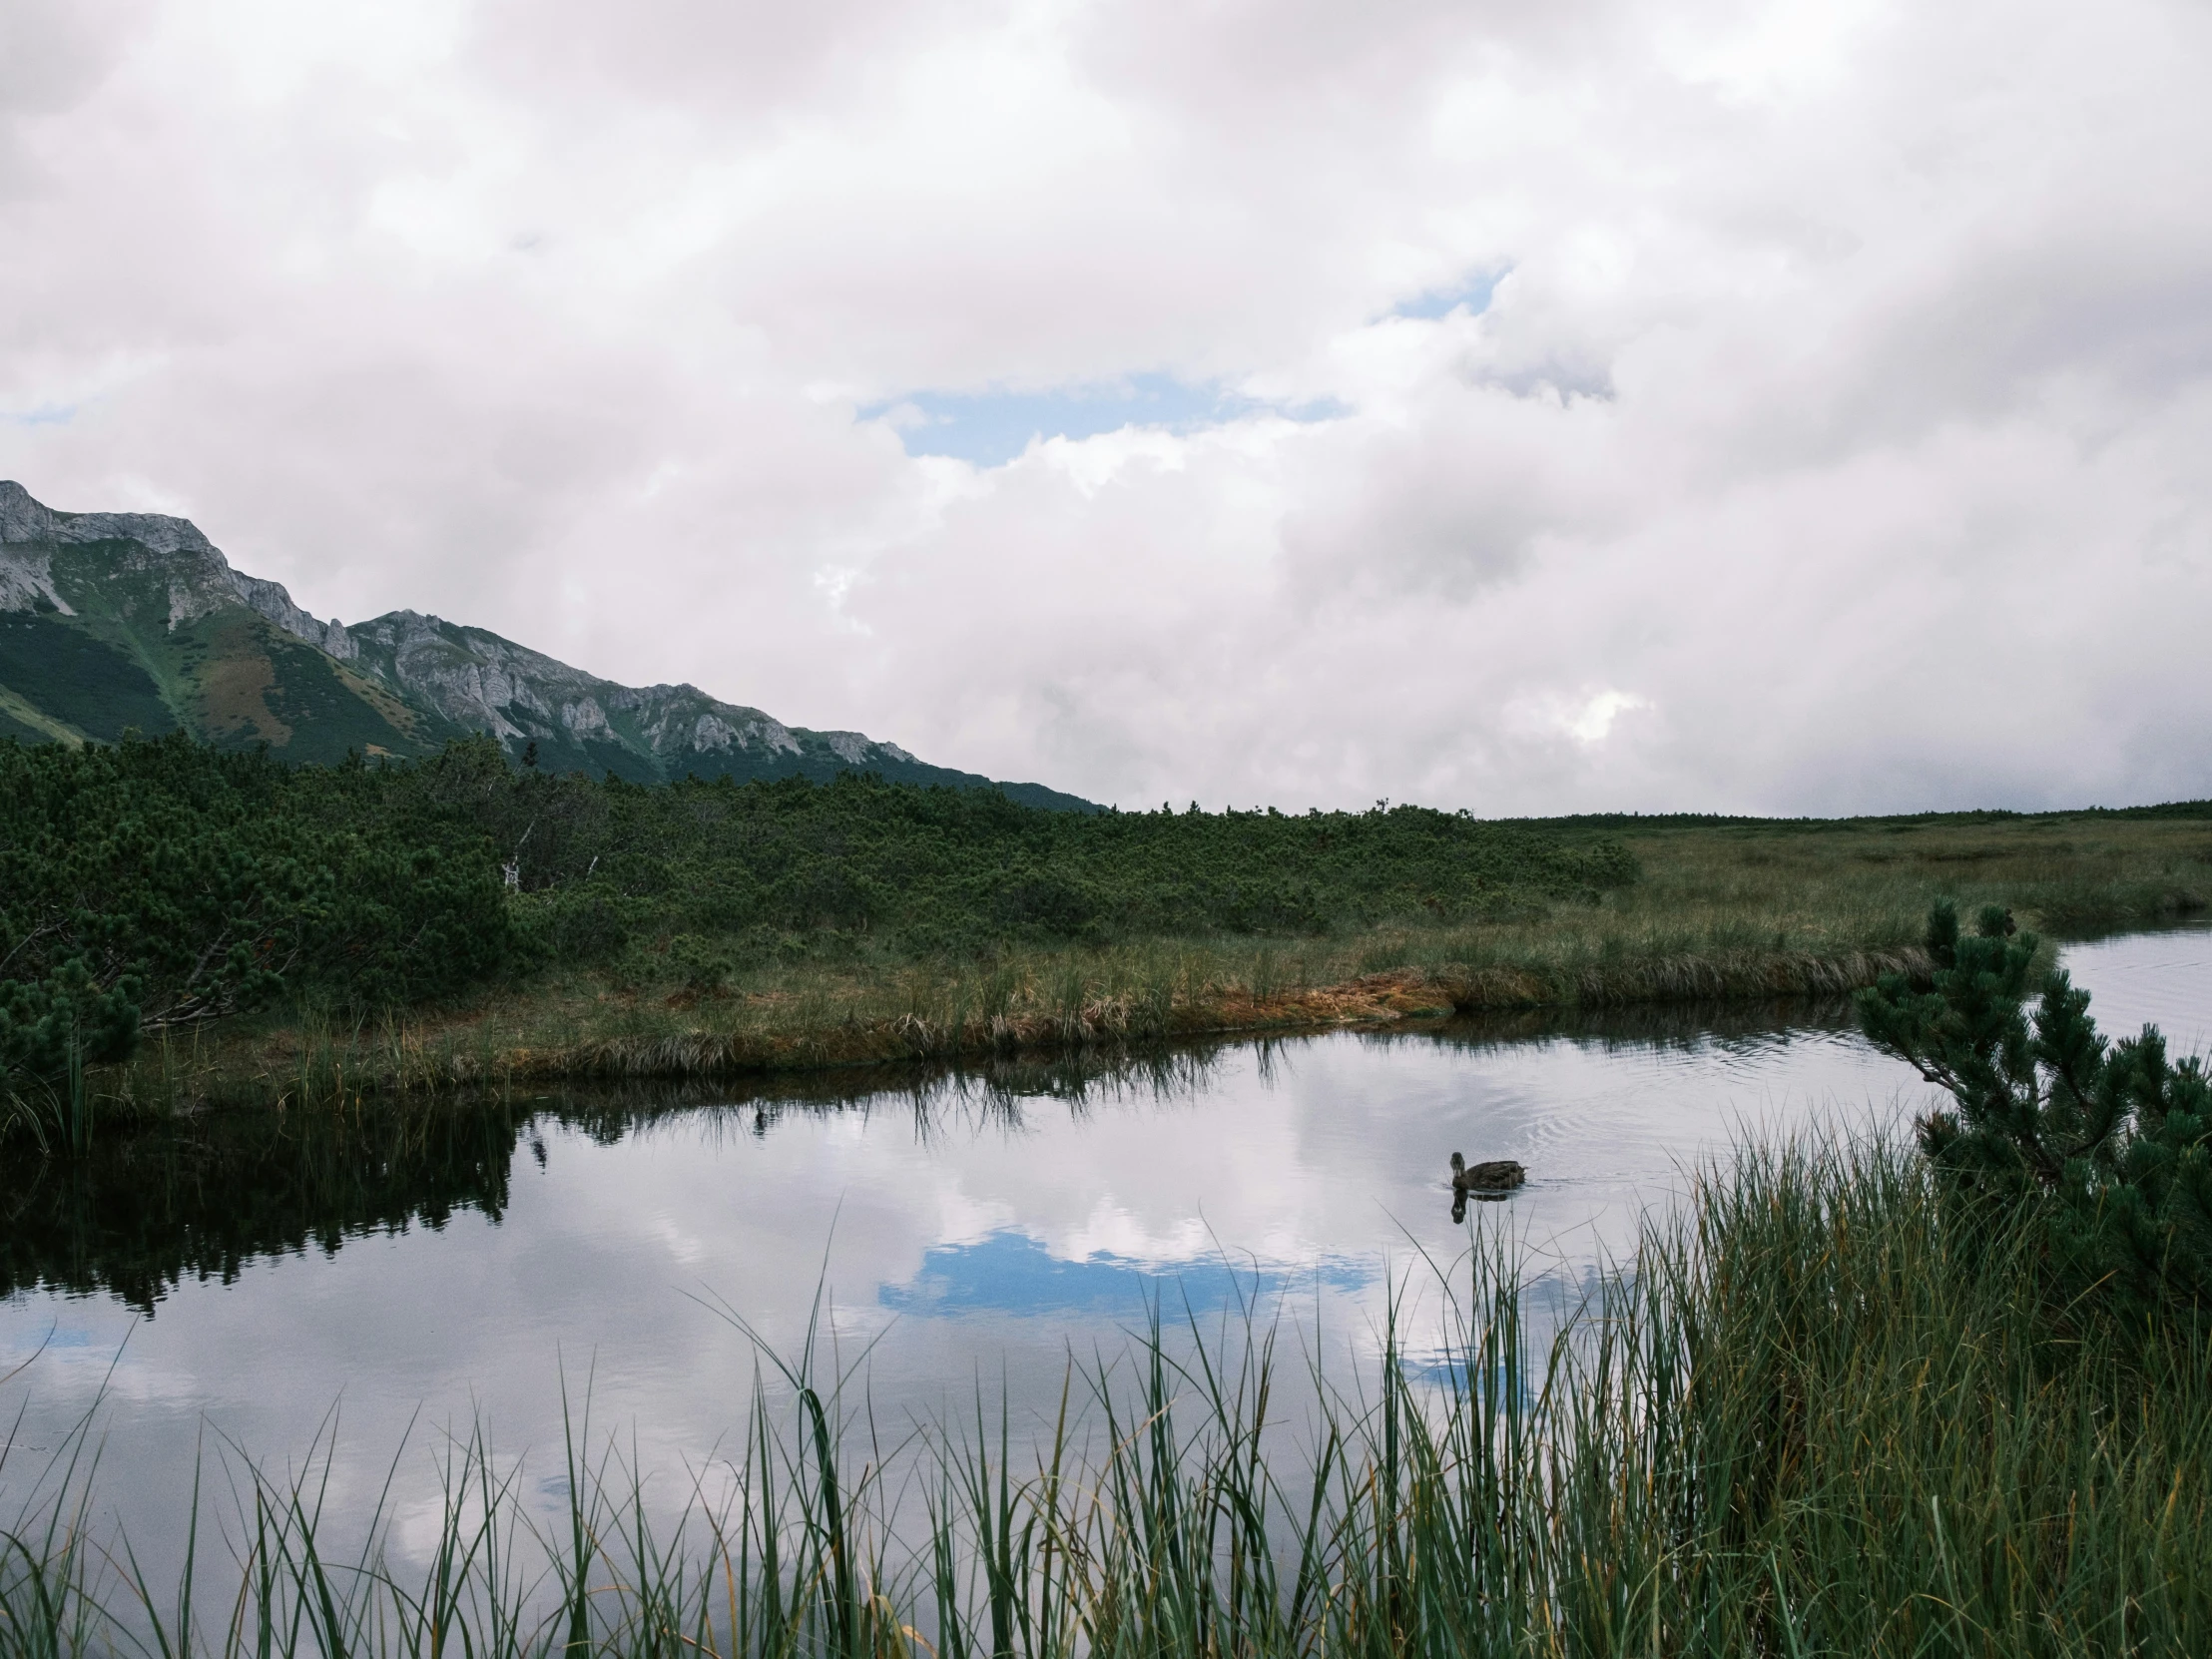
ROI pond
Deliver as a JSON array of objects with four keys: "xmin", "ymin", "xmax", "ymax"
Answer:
[{"xmin": 3, "ymin": 924, "xmax": 2208, "ymax": 1582}]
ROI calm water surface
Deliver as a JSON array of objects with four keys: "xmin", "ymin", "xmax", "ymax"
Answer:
[{"xmin": 4, "ymin": 925, "xmax": 2207, "ymax": 1568}]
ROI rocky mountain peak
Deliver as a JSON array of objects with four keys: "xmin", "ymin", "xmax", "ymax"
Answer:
[
  {"xmin": 0, "ymin": 481, "xmax": 1092, "ymax": 809},
  {"xmin": 0, "ymin": 481, "xmax": 351, "ymax": 651}
]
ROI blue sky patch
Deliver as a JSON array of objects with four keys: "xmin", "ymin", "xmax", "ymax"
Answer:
[
  {"xmin": 880, "ymin": 1229, "xmax": 1374, "ymax": 1320},
  {"xmin": 4, "ymin": 403, "xmax": 77, "ymax": 428},
  {"xmin": 1389, "ymin": 272, "xmax": 1504, "ymax": 321},
  {"xmin": 862, "ymin": 373, "xmax": 1344, "ymax": 466}
]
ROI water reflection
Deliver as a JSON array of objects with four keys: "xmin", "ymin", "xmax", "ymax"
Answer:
[
  {"xmin": 0, "ymin": 1049, "xmax": 1236, "ymax": 1312},
  {"xmin": 0, "ymin": 998, "xmax": 1864, "ymax": 1316}
]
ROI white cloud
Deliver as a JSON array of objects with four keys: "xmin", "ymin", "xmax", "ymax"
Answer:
[
  {"xmin": 1556, "ymin": 692, "xmax": 1650, "ymax": 747},
  {"xmin": 2, "ymin": 0, "xmax": 2210, "ymax": 812}
]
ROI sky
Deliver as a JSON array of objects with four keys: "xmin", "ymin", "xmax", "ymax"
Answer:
[{"xmin": 3, "ymin": 0, "xmax": 2210, "ymax": 816}]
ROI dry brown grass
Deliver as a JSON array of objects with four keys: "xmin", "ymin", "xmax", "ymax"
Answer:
[{"xmin": 192, "ymin": 615, "xmax": 290, "ymax": 743}]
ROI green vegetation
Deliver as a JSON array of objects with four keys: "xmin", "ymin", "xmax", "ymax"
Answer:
[
  {"xmin": 486, "ymin": 750, "xmax": 1634, "ymax": 960},
  {"xmin": 146, "ymin": 779, "xmax": 2212, "ymax": 1105},
  {"xmin": 180, "ymin": 609, "xmax": 422, "ymax": 761},
  {"xmin": 5, "ymin": 514, "xmax": 433, "ymax": 759},
  {"xmin": 0, "ymin": 734, "xmax": 1635, "ymax": 1124},
  {"xmin": 8, "ymin": 732, "xmax": 2212, "ymax": 1119},
  {"xmin": 0, "ymin": 735, "xmax": 518, "ymax": 1140},
  {"xmin": 1862, "ymin": 900, "xmax": 2212, "ymax": 1328},
  {"xmin": 4, "ymin": 1131, "xmax": 2204, "ymax": 1656}
]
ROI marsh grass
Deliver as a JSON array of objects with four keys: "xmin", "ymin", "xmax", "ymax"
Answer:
[
  {"xmin": 0, "ymin": 1040, "xmax": 95, "ymax": 1158},
  {"xmin": 4, "ymin": 1134, "xmax": 2207, "ymax": 1657}
]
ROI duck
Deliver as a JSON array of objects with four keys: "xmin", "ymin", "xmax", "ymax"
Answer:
[{"xmin": 1450, "ymin": 1151, "xmax": 1526, "ymax": 1194}]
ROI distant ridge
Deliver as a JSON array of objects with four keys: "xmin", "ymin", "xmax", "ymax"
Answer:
[{"xmin": 0, "ymin": 481, "xmax": 1095, "ymax": 810}]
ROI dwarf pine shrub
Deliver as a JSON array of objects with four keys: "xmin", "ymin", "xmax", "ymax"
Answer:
[{"xmin": 1858, "ymin": 899, "xmax": 2212, "ymax": 1327}]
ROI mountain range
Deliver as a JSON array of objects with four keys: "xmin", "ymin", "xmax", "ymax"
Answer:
[{"xmin": 0, "ymin": 481, "xmax": 1092, "ymax": 810}]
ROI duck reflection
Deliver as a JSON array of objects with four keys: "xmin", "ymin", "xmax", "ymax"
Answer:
[{"xmin": 1448, "ymin": 1150, "xmax": 1526, "ymax": 1223}]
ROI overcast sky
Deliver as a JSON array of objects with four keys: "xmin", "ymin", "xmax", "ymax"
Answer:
[{"xmin": 4, "ymin": 0, "xmax": 2209, "ymax": 814}]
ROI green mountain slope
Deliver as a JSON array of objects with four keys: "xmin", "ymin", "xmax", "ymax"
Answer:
[{"xmin": 0, "ymin": 481, "xmax": 1094, "ymax": 809}]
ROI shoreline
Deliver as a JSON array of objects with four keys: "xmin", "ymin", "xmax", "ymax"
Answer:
[
  {"xmin": 461, "ymin": 943, "xmax": 1938, "ymax": 1083},
  {"xmin": 85, "ymin": 941, "xmax": 1936, "ymax": 1113}
]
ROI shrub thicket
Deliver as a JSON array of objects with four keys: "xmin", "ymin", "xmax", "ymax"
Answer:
[
  {"xmin": 0, "ymin": 735, "xmax": 1634, "ymax": 1096},
  {"xmin": 451, "ymin": 744, "xmax": 1638, "ymax": 966},
  {"xmin": 0, "ymin": 735, "xmax": 518, "ymax": 1094}
]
